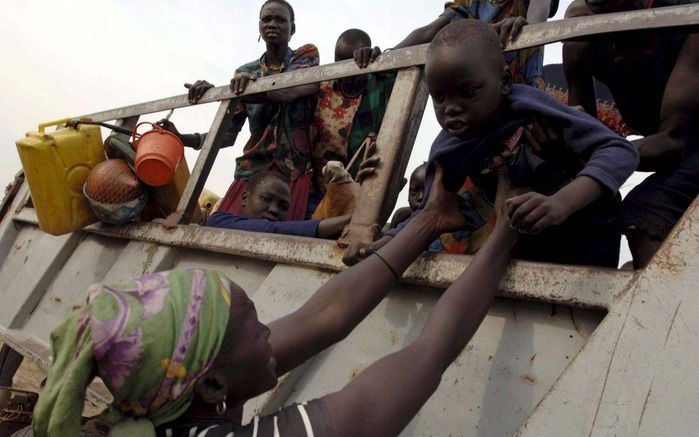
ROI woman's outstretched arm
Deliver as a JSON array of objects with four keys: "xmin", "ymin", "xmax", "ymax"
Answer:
[
  {"xmin": 320, "ymin": 171, "xmax": 519, "ymax": 437},
  {"xmin": 268, "ymin": 164, "xmax": 470, "ymax": 375}
]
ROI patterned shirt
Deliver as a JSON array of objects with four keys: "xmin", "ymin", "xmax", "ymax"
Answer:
[
  {"xmin": 226, "ymin": 45, "xmax": 320, "ymax": 182},
  {"xmin": 441, "ymin": 0, "xmax": 545, "ymax": 88},
  {"xmin": 312, "ymin": 73, "xmax": 395, "ymax": 188},
  {"xmin": 156, "ymin": 401, "xmax": 332, "ymax": 437}
]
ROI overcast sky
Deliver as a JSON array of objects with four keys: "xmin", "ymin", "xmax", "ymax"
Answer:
[{"xmin": 0, "ymin": 0, "xmax": 573, "ymax": 196}]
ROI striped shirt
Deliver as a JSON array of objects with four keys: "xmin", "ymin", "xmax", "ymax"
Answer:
[{"xmin": 156, "ymin": 401, "xmax": 332, "ymax": 437}]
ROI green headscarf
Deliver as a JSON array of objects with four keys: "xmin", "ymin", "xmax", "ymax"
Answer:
[{"xmin": 32, "ymin": 268, "xmax": 233, "ymax": 437}]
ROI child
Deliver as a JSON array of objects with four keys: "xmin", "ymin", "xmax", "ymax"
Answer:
[
  {"xmin": 345, "ymin": 20, "xmax": 639, "ymax": 268},
  {"xmin": 387, "ymin": 163, "xmax": 427, "ymax": 230},
  {"xmin": 312, "ymin": 29, "xmax": 394, "ymax": 193},
  {"xmin": 208, "ymin": 171, "xmax": 349, "ymax": 239}
]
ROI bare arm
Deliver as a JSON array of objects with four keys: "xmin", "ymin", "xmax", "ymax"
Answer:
[
  {"xmin": 527, "ymin": 0, "xmax": 552, "ymax": 24},
  {"xmin": 563, "ymin": 41, "xmax": 598, "ymax": 117},
  {"xmin": 633, "ymin": 34, "xmax": 699, "ymax": 171},
  {"xmin": 393, "ymin": 16, "xmax": 451, "ymax": 50},
  {"xmin": 321, "ymin": 172, "xmax": 518, "ymax": 437},
  {"xmin": 316, "ymin": 215, "xmax": 351, "ymax": 239},
  {"xmin": 268, "ymin": 165, "xmax": 467, "ymax": 375}
]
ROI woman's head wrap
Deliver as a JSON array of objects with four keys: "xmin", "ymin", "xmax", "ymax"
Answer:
[{"xmin": 32, "ymin": 269, "xmax": 233, "ymax": 437}]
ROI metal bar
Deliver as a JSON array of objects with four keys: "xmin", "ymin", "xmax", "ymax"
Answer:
[
  {"xmin": 79, "ymin": 6, "xmax": 699, "ymax": 123},
  {"xmin": 170, "ymin": 100, "xmax": 234, "ymax": 225},
  {"xmin": 340, "ymin": 67, "xmax": 427, "ymax": 244},
  {"xmin": 509, "ymin": 4, "xmax": 699, "ymax": 50},
  {"xmin": 12, "ymin": 208, "xmax": 627, "ymax": 309},
  {"xmin": 380, "ymin": 72, "xmax": 429, "ymax": 226}
]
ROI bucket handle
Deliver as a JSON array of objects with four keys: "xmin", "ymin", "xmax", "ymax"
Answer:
[{"xmin": 131, "ymin": 122, "xmax": 159, "ymax": 146}]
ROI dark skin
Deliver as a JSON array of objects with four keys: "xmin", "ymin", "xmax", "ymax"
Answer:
[
  {"xmin": 407, "ymin": 164, "xmax": 427, "ymax": 211},
  {"xmin": 192, "ymin": 165, "xmax": 521, "ymax": 437},
  {"xmin": 352, "ymin": 0, "xmax": 552, "ymax": 68},
  {"xmin": 241, "ymin": 176, "xmax": 351, "ymax": 239},
  {"xmin": 184, "ymin": 3, "xmax": 319, "ymax": 107},
  {"xmin": 344, "ymin": 40, "xmax": 604, "ymax": 264},
  {"xmin": 564, "ymin": 0, "xmax": 699, "ymax": 267}
]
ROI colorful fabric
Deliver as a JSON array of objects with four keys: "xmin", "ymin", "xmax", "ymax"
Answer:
[
  {"xmin": 227, "ymin": 44, "xmax": 320, "ymax": 182},
  {"xmin": 216, "ymin": 173, "xmax": 312, "ymax": 220},
  {"xmin": 441, "ymin": 0, "xmax": 545, "ymax": 88},
  {"xmin": 33, "ymin": 269, "xmax": 233, "ymax": 437},
  {"xmin": 312, "ymin": 73, "xmax": 395, "ymax": 187}
]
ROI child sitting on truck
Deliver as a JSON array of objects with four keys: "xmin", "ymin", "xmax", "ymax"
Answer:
[
  {"xmin": 207, "ymin": 171, "xmax": 349, "ymax": 239},
  {"xmin": 387, "ymin": 163, "xmax": 427, "ymax": 230},
  {"xmin": 344, "ymin": 20, "xmax": 639, "ymax": 268}
]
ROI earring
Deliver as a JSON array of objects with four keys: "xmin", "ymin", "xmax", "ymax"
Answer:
[{"xmin": 216, "ymin": 396, "xmax": 227, "ymax": 415}]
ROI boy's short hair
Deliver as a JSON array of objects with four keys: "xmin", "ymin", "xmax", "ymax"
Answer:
[
  {"xmin": 246, "ymin": 171, "xmax": 290, "ymax": 194},
  {"xmin": 430, "ymin": 20, "xmax": 505, "ymax": 71},
  {"xmin": 337, "ymin": 28, "xmax": 372, "ymax": 49}
]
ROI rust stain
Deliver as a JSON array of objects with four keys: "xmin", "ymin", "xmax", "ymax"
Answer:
[
  {"xmin": 350, "ymin": 368, "xmax": 358, "ymax": 379},
  {"xmin": 530, "ymin": 354, "xmax": 537, "ymax": 364},
  {"xmin": 72, "ymin": 305, "xmax": 83, "ymax": 311},
  {"xmin": 520, "ymin": 373, "xmax": 538, "ymax": 385},
  {"xmin": 52, "ymin": 297, "xmax": 62, "ymax": 303},
  {"xmin": 488, "ymin": 355, "xmax": 494, "ymax": 362}
]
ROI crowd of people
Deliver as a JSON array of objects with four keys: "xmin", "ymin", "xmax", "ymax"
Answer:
[{"xmin": 1, "ymin": 0, "xmax": 697, "ymax": 435}]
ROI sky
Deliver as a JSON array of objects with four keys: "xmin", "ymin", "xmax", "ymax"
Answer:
[{"xmin": 0, "ymin": 0, "xmax": 638, "ymax": 263}]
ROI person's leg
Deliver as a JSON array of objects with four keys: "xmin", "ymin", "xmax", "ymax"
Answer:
[
  {"xmin": 621, "ymin": 151, "xmax": 699, "ymax": 269},
  {"xmin": 626, "ymin": 230, "xmax": 664, "ymax": 269}
]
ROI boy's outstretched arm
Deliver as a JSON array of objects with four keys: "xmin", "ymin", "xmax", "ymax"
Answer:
[
  {"xmin": 320, "ymin": 171, "xmax": 518, "ymax": 437},
  {"xmin": 268, "ymin": 164, "xmax": 467, "ymax": 375},
  {"xmin": 506, "ymin": 175, "xmax": 602, "ymax": 235}
]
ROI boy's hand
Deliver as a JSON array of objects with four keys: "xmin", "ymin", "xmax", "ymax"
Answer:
[
  {"xmin": 230, "ymin": 72, "xmax": 257, "ymax": 95},
  {"xmin": 354, "ymin": 46, "xmax": 381, "ymax": 68},
  {"xmin": 505, "ymin": 191, "xmax": 572, "ymax": 235},
  {"xmin": 185, "ymin": 80, "xmax": 214, "ymax": 104},
  {"xmin": 356, "ymin": 135, "xmax": 380, "ymax": 183},
  {"xmin": 492, "ymin": 17, "xmax": 527, "ymax": 48},
  {"xmin": 422, "ymin": 163, "xmax": 474, "ymax": 235}
]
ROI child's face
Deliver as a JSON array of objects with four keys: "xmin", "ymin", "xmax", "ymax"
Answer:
[
  {"xmin": 408, "ymin": 165, "xmax": 426, "ymax": 211},
  {"xmin": 426, "ymin": 46, "xmax": 510, "ymax": 139},
  {"xmin": 242, "ymin": 178, "xmax": 291, "ymax": 221}
]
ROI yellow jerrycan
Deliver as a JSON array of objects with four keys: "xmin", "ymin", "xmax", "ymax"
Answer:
[{"xmin": 16, "ymin": 119, "xmax": 105, "ymax": 235}]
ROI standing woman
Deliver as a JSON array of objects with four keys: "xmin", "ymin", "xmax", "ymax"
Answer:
[{"xmin": 184, "ymin": 0, "xmax": 320, "ymax": 220}]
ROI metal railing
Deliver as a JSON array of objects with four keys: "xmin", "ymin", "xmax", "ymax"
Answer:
[{"xmin": 7, "ymin": 4, "xmax": 699, "ymax": 310}]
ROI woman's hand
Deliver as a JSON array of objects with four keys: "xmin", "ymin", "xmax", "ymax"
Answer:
[
  {"xmin": 421, "ymin": 163, "xmax": 472, "ymax": 235},
  {"xmin": 230, "ymin": 72, "xmax": 257, "ymax": 95},
  {"xmin": 354, "ymin": 46, "xmax": 381, "ymax": 68},
  {"xmin": 492, "ymin": 17, "xmax": 528, "ymax": 48},
  {"xmin": 185, "ymin": 80, "xmax": 214, "ymax": 104}
]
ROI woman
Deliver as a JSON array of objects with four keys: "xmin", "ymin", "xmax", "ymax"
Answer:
[
  {"xmin": 30, "ymin": 167, "xmax": 520, "ymax": 436},
  {"xmin": 183, "ymin": 0, "xmax": 320, "ymax": 220}
]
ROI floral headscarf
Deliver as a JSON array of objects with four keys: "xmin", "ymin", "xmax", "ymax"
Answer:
[{"xmin": 32, "ymin": 269, "xmax": 233, "ymax": 437}]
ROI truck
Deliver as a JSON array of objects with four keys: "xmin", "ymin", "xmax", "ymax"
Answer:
[{"xmin": 1, "ymin": 6, "xmax": 698, "ymax": 436}]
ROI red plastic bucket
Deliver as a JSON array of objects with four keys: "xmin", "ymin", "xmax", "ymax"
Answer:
[{"xmin": 132, "ymin": 122, "xmax": 184, "ymax": 187}]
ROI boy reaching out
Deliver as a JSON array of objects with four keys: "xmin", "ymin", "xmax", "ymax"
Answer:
[
  {"xmin": 345, "ymin": 20, "xmax": 638, "ymax": 268},
  {"xmin": 208, "ymin": 171, "xmax": 349, "ymax": 239}
]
